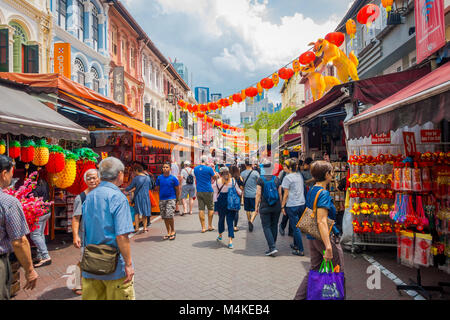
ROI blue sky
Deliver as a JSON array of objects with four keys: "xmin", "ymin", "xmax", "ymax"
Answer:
[{"xmin": 122, "ymin": 0, "xmax": 355, "ymax": 125}]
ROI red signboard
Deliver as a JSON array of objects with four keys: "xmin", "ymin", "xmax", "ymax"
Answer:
[
  {"xmin": 421, "ymin": 129, "xmax": 441, "ymax": 143},
  {"xmin": 371, "ymin": 132, "xmax": 391, "ymax": 144},
  {"xmin": 415, "ymin": 0, "xmax": 446, "ymax": 64},
  {"xmin": 403, "ymin": 132, "xmax": 417, "ymax": 156}
]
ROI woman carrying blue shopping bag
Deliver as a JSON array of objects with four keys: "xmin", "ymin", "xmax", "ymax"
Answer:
[
  {"xmin": 294, "ymin": 160, "xmax": 345, "ymax": 300},
  {"xmin": 213, "ymin": 166, "xmax": 242, "ymax": 249}
]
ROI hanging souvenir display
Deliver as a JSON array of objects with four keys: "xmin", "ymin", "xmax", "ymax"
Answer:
[
  {"xmin": 32, "ymin": 139, "xmax": 49, "ymax": 167},
  {"xmin": 20, "ymin": 140, "xmax": 36, "ymax": 169},
  {"xmin": 46, "ymin": 145, "xmax": 66, "ymax": 174},
  {"xmin": 0, "ymin": 139, "xmax": 5, "ymax": 155},
  {"xmin": 54, "ymin": 150, "xmax": 79, "ymax": 189},
  {"xmin": 66, "ymin": 148, "xmax": 99, "ymax": 195},
  {"xmin": 9, "ymin": 140, "xmax": 21, "ymax": 159}
]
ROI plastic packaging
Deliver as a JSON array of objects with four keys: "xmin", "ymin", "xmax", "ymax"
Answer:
[
  {"xmin": 413, "ymin": 233, "xmax": 432, "ymax": 268},
  {"xmin": 392, "ymin": 166, "xmax": 402, "ymax": 191},
  {"xmin": 412, "ymin": 163, "xmax": 422, "ymax": 192},
  {"xmin": 402, "ymin": 167, "xmax": 412, "ymax": 191},
  {"xmin": 399, "ymin": 231, "xmax": 415, "ymax": 268}
]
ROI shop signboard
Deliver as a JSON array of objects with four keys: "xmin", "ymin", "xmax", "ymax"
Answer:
[
  {"xmin": 415, "ymin": 0, "xmax": 446, "ymax": 64},
  {"xmin": 403, "ymin": 132, "xmax": 417, "ymax": 156},
  {"xmin": 371, "ymin": 132, "xmax": 391, "ymax": 144},
  {"xmin": 54, "ymin": 43, "xmax": 71, "ymax": 78},
  {"xmin": 420, "ymin": 129, "xmax": 441, "ymax": 143},
  {"xmin": 113, "ymin": 66, "xmax": 125, "ymax": 104}
]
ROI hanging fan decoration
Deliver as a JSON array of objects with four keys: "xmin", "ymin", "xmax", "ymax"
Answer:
[
  {"xmin": 46, "ymin": 145, "xmax": 66, "ymax": 174},
  {"xmin": 66, "ymin": 148, "xmax": 99, "ymax": 195},
  {"xmin": 0, "ymin": 139, "xmax": 5, "ymax": 155},
  {"xmin": 54, "ymin": 150, "xmax": 79, "ymax": 189},
  {"xmin": 20, "ymin": 140, "xmax": 36, "ymax": 170},
  {"xmin": 32, "ymin": 139, "xmax": 49, "ymax": 167}
]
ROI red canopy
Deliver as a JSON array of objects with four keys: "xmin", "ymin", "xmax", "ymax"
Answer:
[
  {"xmin": 0, "ymin": 72, "xmax": 138, "ymax": 118},
  {"xmin": 347, "ymin": 61, "xmax": 450, "ymax": 139}
]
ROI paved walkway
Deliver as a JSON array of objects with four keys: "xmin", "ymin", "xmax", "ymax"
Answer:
[{"xmin": 13, "ymin": 204, "xmax": 450, "ymax": 300}]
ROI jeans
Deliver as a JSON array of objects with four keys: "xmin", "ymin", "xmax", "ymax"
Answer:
[
  {"xmin": 260, "ymin": 210, "xmax": 281, "ymax": 251},
  {"xmin": 234, "ymin": 211, "xmax": 239, "ymax": 227},
  {"xmin": 218, "ymin": 209, "xmax": 236, "ymax": 239},
  {"xmin": 30, "ymin": 212, "xmax": 51, "ymax": 260},
  {"xmin": 279, "ymin": 214, "xmax": 292, "ymax": 233},
  {"xmin": 285, "ymin": 205, "xmax": 305, "ymax": 252}
]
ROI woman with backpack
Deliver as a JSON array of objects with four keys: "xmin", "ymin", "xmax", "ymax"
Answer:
[
  {"xmin": 180, "ymin": 161, "xmax": 196, "ymax": 216},
  {"xmin": 230, "ymin": 165, "xmax": 244, "ymax": 232},
  {"xmin": 213, "ymin": 166, "xmax": 242, "ymax": 249},
  {"xmin": 255, "ymin": 162, "xmax": 283, "ymax": 256}
]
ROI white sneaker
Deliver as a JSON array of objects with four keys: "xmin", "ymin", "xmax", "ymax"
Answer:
[{"xmin": 265, "ymin": 249, "xmax": 278, "ymax": 256}]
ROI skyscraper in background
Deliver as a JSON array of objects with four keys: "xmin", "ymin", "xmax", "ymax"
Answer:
[
  {"xmin": 171, "ymin": 60, "xmax": 190, "ymax": 86},
  {"xmin": 195, "ymin": 87, "xmax": 210, "ymax": 104},
  {"xmin": 210, "ymin": 93, "xmax": 222, "ymax": 102}
]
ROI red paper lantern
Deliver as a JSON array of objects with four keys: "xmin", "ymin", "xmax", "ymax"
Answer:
[
  {"xmin": 46, "ymin": 146, "xmax": 65, "ymax": 174},
  {"xmin": 9, "ymin": 140, "xmax": 21, "ymax": 159},
  {"xmin": 20, "ymin": 140, "xmax": 36, "ymax": 164},
  {"xmin": 245, "ymin": 87, "xmax": 258, "ymax": 98},
  {"xmin": 206, "ymin": 117, "xmax": 214, "ymax": 123},
  {"xmin": 177, "ymin": 100, "xmax": 186, "ymax": 108},
  {"xmin": 199, "ymin": 104, "xmax": 208, "ymax": 112},
  {"xmin": 196, "ymin": 112, "xmax": 205, "ymax": 119},
  {"xmin": 232, "ymin": 93, "xmax": 243, "ymax": 103},
  {"xmin": 214, "ymin": 120, "xmax": 222, "ymax": 127},
  {"xmin": 299, "ymin": 52, "xmax": 316, "ymax": 65},
  {"xmin": 325, "ymin": 32, "xmax": 345, "ymax": 47},
  {"xmin": 278, "ymin": 67, "xmax": 294, "ymax": 80},
  {"xmin": 260, "ymin": 78, "xmax": 274, "ymax": 90},
  {"xmin": 192, "ymin": 105, "xmax": 198, "ymax": 113},
  {"xmin": 357, "ymin": 4, "xmax": 380, "ymax": 26},
  {"xmin": 222, "ymin": 123, "xmax": 230, "ymax": 130},
  {"xmin": 66, "ymin": 159, "xmax": 97, "ymax": 195},
  {"xmin": 209, "ymin": 102, "xmax": 218, "ymax": 110}
]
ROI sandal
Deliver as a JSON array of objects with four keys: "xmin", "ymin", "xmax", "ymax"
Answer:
[
  {"xmin": 208, "ymin": 227, "xmax": 216, "ymax": 232},
  {"xmin": 163, "ymin": 235, "xmax": 170, "ymax": 240},
  {"xmin": 72, "ymin": 289, "xmax": 82, "ymax": 296},
  {"xmin": 234, "ymin": 227, "xmax": 239, "ymax": 232},
  {"xmin": 169, "ymin": 233, "xmax": 176, "ymax": 240}
]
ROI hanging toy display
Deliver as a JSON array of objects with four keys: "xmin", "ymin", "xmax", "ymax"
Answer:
[
  {"xmin": 32, "ymin": 139, "xmax": 49, "ymax": 168},
  {"xmin": 66, "ymin": 148, "xmax": 99, "ymax": 195},
  {"xmin": 0, "ymin": 139, "xmax": 5, "ymax": 155}
]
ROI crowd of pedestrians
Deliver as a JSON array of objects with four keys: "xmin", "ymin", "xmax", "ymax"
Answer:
[{"xmin": 0, "ymin": 151, "xmax": 343, "ymax": 301}]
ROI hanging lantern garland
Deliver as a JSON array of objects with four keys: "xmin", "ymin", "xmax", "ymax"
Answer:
[
  {"xmin": 357, "ymin": 3, "xmax": 380, "ymax": 29},
  {"xmin": 325, "ymin": 32, "xmax": 345, "ymax": 47}
]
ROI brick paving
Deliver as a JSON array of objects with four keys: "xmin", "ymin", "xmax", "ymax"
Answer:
[{"xmin": 12, "ymin": 203, "xmax": 450, "ymax": 300}]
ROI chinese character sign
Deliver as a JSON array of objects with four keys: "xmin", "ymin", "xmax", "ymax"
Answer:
[
  {"xmin": 54, "ymin": 43, "xmax": 71, "ymax": 78},
  {"xmin": 415, "ymin": 0, "xmax": 446, "ymax": 64},
  {"xmin": 113, "ymin": 67, "xmax": 125, "ymax": 104}
]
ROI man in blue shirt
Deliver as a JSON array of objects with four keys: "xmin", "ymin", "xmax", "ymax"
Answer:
[
  {"xmin": 194, "ymin": 156, "xmax": 218, "ymax": 233},
  {"xmin": 81, "ymin": 157, "xmax": 135, "ymax": 300},
  {"xmin": 155, "ymin": 162, "xmax": 180, "ymax": 240}
]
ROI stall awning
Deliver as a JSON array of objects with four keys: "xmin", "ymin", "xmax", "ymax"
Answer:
[
  {"xmin": 347, "ymin": 62, "xmax": 450, "ymax": 139},
  {"xmin": 289, "ymin": 66, "xmax": 431, "ymax": 126},
  {"xmin": 0, "ymin": 72, "xmax": 138, "ymax": 119},
  {"xmin": 0, "ymin": 83, "xmax": 90, "ymax": 141},
  {"xmin": 62, "ymin": 92, "xmax": 198, "ymax": 149}
]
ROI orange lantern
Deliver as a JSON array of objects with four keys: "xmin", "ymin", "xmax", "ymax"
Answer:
[
  {"xmin": 222, "ymin": 123, "xmax": 230, "ymax": 130},
  {"xmin": 346, "ymin": 19, "xmax": 357, "ymax": 40},
  {"xmin": 199, "ymin": 104, "xmax": 208, "ymax": 112},
  {"xmin": 206, "ymin": 116, "xmax": 214, "ymax": 123},
  {"xmin": 214, "ymin": 120, "xmax": 222, "ymax": 127},
  {"xmin": 210, "ymin": 102, "xmax": 218, "ymax": 111},
  {"xmin": 177, "ymin": 100, "xmax": 186, "ymax": 108},
  {"xmin": 196, "ymin": 112, "xmax": 205, "ymax": 119},
  {"xmin": 257, "ymin": 82, "xmax": 263, "ymax": 96},
  {"xmin": 245, "ymin": 87, "xmax": 258, "ymax": 98},
  {"xmin": 357, "ymin": 4, "xmax": 380, "ymax": 28},
  {"xmin": 278, "ymin": 67, "xmax": 294, "ymax": 80},
  {"xmin": 292, "ymin": 60, "xmax": 301, "ymax": 76},
  {"xmin": 192, "ymin": 105, "xmax": 198, "ymax": 113},
  {"xmin": 232, "ymin": 93, "xmax": 243, "ymax": 103},
  {"xmin": 299, "ymin": 51, "xmax": 316, "ymax": 65},
  {"xmin": 241, "ymin": 89, "xmax": 246, "ymax": 100},
  {"xmin": 381, "ymin": 0, "xmax": 393, "ymax": 13},
  {"xmin": 272, "ymin": 73, "xmax": 280, "ymax": 86},
  {"xmin": 325, "ymin": 32, "xmax": 345, "ymax": 47}
]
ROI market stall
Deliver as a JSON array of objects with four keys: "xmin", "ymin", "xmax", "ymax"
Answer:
[{"xmin": 345, "ymin": 61, "xmax": 450, "ymax": 298}]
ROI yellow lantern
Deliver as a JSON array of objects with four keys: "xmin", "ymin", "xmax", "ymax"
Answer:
[
  {"xmin": 293, "ymin": 60, "xmax": 301, "ymax": 77},
  {"xmin": 257, "ymin": 82, "xmax": 263, "ymax": 96},
  {"xmin": 272, "ymin": 72, "xmax": 280, "ymax": 87},
  {"xmin": 381, "ymin": 0, "xmax": 393, "ymax": 13}
]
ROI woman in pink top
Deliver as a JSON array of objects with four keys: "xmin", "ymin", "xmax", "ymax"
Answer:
[{"xmin": 213, "ymin": 167, "xmax": 242, "ymax": 249}]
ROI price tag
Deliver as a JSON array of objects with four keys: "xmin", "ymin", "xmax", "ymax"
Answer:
[{"xmin": 403, "ymin": 132, "xmax": 416, "ymax": 156}]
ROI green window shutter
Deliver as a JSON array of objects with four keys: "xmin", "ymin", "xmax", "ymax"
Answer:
[
  {"xmin": 12, "ymin": 35, "xmax": 21, "ymax": 73},
  {"xmin": 24, "ymin": 45, "xmax": 39, "ymax": 73},
  {"xmin": 0, "ymin": 29, "xmax": 8, "ymax": 72}
]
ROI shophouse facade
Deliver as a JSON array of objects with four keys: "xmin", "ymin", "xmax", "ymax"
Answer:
[
  {"xmin": 49, "ymin": 0, "xmax": 110, "ymax": 96},
  {"xmin": 0, "ymin": 0, "xmax": 52, "ymax": 74}
]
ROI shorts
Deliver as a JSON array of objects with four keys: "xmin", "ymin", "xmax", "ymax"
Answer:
[
  {"xmin": 82, "ymin": 276, "xmax": 135, "ymax": 300},
  {"xmin": 197, "ymin": 192, "xmax": 214, "ymax": 211},
  {"xmin": 181, "ymin": 184, "xmax": 196, "ymax": 199},
  {"xmin": 159, "ymin": 199, "xmax": 176, "ymax": 219},
  {"xmin": 244, "ymin": 197, "xmax": 256, "ymax": 212}
]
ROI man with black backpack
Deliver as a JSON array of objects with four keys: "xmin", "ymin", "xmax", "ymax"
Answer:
[
  {"xmin": 180, "ymin": 161, "xmax": 196, "ymax": 216},
  {"xmin": 254, "ymin": 161, "xmax": 283, "ymax": 256}
]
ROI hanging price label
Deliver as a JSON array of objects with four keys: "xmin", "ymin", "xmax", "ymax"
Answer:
[{"xmin": 403, "ymin": 132, "xmax": 417, "ymax": 156}]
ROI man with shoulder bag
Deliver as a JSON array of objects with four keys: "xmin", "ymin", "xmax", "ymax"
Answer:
[{"xmin": 80, "ymin": 157, "xmax": 135, "ymax": 300}]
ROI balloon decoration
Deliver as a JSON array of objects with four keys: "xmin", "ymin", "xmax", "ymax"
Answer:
[
  {"xmin": 357, "ymin": 3, "xmax": 380, "ymax": 28},
  {"xmin": 325, "ymin": 32, "xmax": 345, "ymax": 47},
  {"xmin": 0, "ymin": 139, "xmax": 5, "ymax": 155},
  {"xmin": 32, "ymin": 139, "xmax": 49, "ymax": 167}
]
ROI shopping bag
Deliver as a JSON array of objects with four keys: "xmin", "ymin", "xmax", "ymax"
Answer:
[{"xmin": 306, "ymin": 259, "xmax": 345, "ymax": 300}]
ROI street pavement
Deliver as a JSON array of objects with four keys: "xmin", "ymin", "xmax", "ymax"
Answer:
[{"xmin": 13, "ymin": 203, "xmax": 450, "ymax": 300}]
